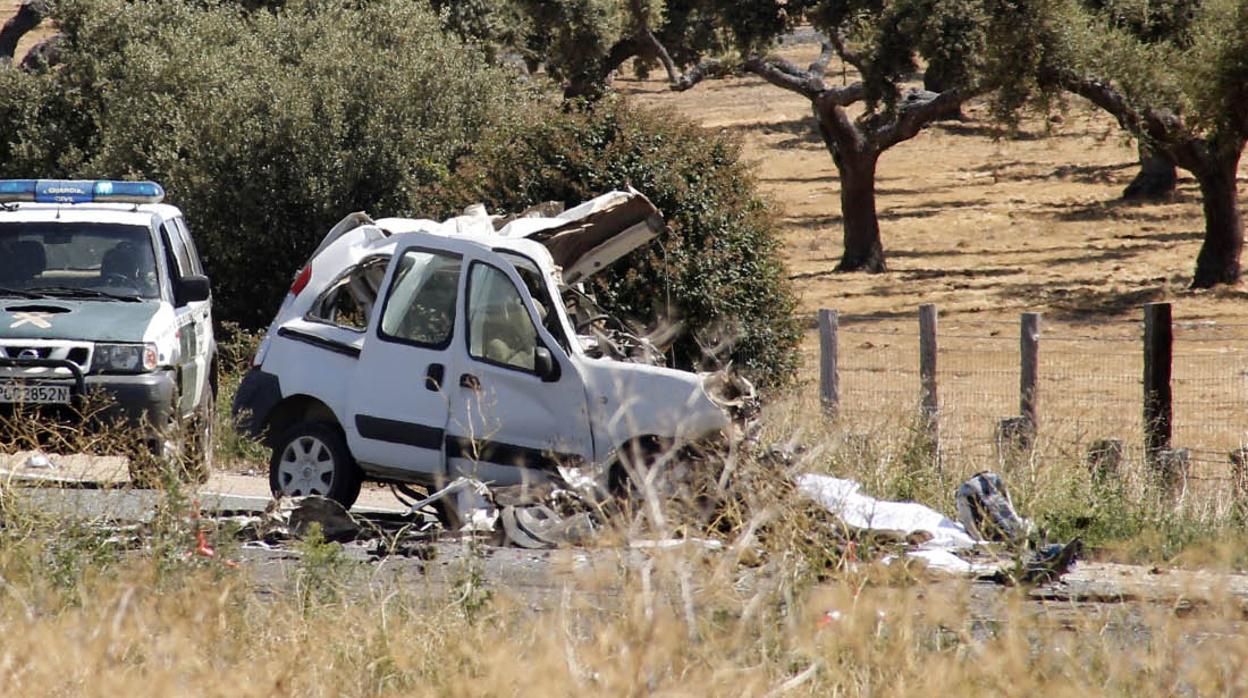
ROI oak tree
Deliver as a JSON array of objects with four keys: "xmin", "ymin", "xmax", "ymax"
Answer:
[{"xmin": 1021, "ymin": 0, "xmax": 1248, "ymax": 286}]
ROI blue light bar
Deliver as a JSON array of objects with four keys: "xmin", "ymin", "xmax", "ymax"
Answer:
[
  {"xmin": 0, "ymin": 180, "xmax": 36, "ymax": 203},
  {"xmin": 0, "ymin": 179, "xmax": 165, "ymax": 205}
]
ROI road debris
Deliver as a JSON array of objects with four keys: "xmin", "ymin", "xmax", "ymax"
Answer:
[
  {"xmin": 289, "ymin": 495, "xmax": 361, "ymax": 541},
  {"xmin": 23, "ymin": 452, "xmax": 54, "ymax": 469},
  {"xmin": 797, "ymin": 471, "xmax": 1081, "ymax": 584},
  {"xmin": 955, "ymin": 471, "xmax": 1032, "ymax": 545}
]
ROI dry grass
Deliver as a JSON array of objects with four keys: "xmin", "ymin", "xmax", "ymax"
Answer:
[
  {"xmin": 4, "ymin": 392, "xmax": 1248, "ymax": 696},
  {"xmin": 3, "ymin": 500, "xmax": 1248, "ymax": 695}
]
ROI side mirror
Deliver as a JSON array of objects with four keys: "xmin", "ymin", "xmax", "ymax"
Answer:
[
  {"xmin": 177, "ymin": 275, "xmax": 211, "ymax": 305},
  {"xmin": 534, "ymin": 346, "xmax": 561, "ymax": 383}
]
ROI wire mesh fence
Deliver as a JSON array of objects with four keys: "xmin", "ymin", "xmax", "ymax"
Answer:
[{"xmin": 831, "ymin": 307, "xmax": 1248, "ymax": 480}]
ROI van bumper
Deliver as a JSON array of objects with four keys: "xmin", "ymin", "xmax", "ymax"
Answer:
[{"xmin": 231, "ymin": 368, "xmax": 282, "ymax": 439}]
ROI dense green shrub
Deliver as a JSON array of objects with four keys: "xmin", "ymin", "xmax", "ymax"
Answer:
[
  {"xmin": 422, "ymin": 99, "xmax": 800, "ymax": 388},
  {"xmin": 0, "ymin": 0, "xmax": 538, "ymax": 326},
  {"xmin": 0, "ymin": 0, "xmax": 798, "ymax": 385}
]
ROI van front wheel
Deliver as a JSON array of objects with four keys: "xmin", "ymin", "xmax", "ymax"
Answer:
[{"xmin": 269, "ymin": 422, "xmax": 362, "ymax": 508}]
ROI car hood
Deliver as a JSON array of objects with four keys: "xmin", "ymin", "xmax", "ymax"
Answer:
[
  {"xmin": 0, "ymin": 299, "xmax": 163, "ymax": 342},
  {"xmin": 497, "ymin": 189, "xmax": 664, "ymax": 285},
  {"xmin": 367, "ymin": 189, "xmax": 665, "ymax": 285}
]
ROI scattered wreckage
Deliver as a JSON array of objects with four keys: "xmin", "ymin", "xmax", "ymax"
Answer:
[
  {"xmin": 221, "ymin": 189, "xmax": 1076, "ymax": 583},
  {"xmin": 799, "ymin": 469, "xmax": 1082, "ymax": 584},
  {"xmin": 232, "ymin": 189, "xmax": 757, "ymax": 522}
]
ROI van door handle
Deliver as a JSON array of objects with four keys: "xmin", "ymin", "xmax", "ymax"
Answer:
[
  {"xmin": 459, "ymin": 373, "xmax": 480, "ymax": 391},
  {"xmin": 425, "ymin": 363, "xmax": 445, "ymax": 391}
]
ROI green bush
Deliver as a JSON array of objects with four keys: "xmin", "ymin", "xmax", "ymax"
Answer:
[
  {"xmin": 0, "ymin": 0, "xmax": 538, "ymax": 326},
  {"xmin": 421, "ymin": 98, "xmax": 801, "ymax": 388},
  {"xmin": 0, "ymin": 1, "xmax": 798, "ymax": 385}
]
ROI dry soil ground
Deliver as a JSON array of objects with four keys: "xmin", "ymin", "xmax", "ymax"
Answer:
[
  {"xmin": 625, "ymin": 45, "xmax": 1248, "ymax": 473},
  {"xmin": 2, "ymin": 1, "xmax": 51, "ymax": 60},
  {"xmin": 625, "ymin": 45, "xmax": 1248, "ymax": 326}
]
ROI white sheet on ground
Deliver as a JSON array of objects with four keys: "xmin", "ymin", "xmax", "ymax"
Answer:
[
  {"xmin": 893, "ymin": 549, "xmax": 999, "ymax": 575},
  {"xmin": 797, "ymin": 474, "xmax": 976, "ymax": 549},
  {"xmin": 797, "ymin": 474, "xmax": 991, "ymax": 574}
]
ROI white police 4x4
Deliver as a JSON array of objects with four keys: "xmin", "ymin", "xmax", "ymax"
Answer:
[
  {"xmin": 0, "ymin": 180, "xmax": 216, "ymax": 479},
  {"xmin": 234, "ymin": 191, "xmax": 745, "ymax": 508}
]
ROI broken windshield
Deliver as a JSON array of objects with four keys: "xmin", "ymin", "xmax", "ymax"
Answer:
[{"xmin": 0, "ymin": 222, "xmax": 160, "ymax": 299}]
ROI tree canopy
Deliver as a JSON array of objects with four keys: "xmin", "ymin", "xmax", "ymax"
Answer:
[{"xmin": 1010, "ymin": 0, "xmax": 1248, "ymax": 286}]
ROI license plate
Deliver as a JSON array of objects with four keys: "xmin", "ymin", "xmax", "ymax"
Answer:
[{"xmin": 0, "ymin": 382, "xmax": 71, "ymax": 404}]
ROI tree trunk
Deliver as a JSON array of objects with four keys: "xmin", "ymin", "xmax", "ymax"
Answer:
[
  {"xmin": 1191, "ymin": 151, "xmax": 1244, "ymax": 288},
  {"xmin": 1123, "ymin": 141, "xmax": 1177, "ymax": 200},
  {"xmin": 834, "ymin": 150, "xmax": 887, "ymax": 272},
  {"xmin": 562, "ymin": 37, "xmax": 641, "ymax": 101},
  {"xmin": 921, "ymin": 66, "xmax": 964, "ymax": 121},
  {"xmin": 0, "ymin": 0, "xmax": 48, "ymax": 65}
]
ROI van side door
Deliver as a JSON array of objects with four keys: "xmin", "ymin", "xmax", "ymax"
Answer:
[
  {"xmin": 444, "ymin": 249, "xmax": 594, "ymax": 486},
  {"xmin": 343, "ymin": 239, "xmax": 468, "ymax": 481}
]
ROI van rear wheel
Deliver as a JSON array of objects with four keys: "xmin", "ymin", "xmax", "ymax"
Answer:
[{"xmin": 269, "ymin": 422, "xmax": 362, "ymax": 508}]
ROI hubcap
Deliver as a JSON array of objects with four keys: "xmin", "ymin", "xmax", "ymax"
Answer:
[{"xmin": 277, "ymin": 434, "xmax": 335, "ymax": 496}]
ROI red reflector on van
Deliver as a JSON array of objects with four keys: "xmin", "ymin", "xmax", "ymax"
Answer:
[{"xmin": 290, "ymin": 265, "xmax": 312, "ymax": 296}]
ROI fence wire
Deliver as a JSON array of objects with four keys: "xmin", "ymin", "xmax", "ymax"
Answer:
[{"xmin": 834, "ymin": 314, "xmax": 1248, "ymax": 475}]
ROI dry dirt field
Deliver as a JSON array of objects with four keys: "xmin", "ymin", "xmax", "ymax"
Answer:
[
  {"xmin": 2, "ymin": 1, "xmax": 51, "ymax": 59},
  {"xmin": 625, "ymin": 46, "xmax": 1248, "ymax": 474},
  {"xmin": 624, "ymin": 45, "xmax": 1248, "ymax": 326}
]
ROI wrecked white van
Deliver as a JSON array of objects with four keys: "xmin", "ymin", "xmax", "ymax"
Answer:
[{"xmin": 232, "ymin": 191, "xmax": 750, "ymax": 508}]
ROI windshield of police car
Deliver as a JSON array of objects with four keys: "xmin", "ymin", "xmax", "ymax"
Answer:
[{"xmin": 0, "ymin": 223, "xmax": 160, "ymax": 299}]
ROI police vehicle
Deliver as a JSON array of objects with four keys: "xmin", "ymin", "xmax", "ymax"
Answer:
[{"xmin": 0, "ymin": 180, "xmax": 216, "ymax": 481}]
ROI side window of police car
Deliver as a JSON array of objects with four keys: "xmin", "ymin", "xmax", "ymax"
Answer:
[
  {"xmin": 467, "ymin": 263, "xmax": 539, "ymax": 372},
  {"xmin": 159, "ymin": 222, "xmax": 194, "ymax": 304},
  {"xmin": 173, "ymin": 218, "xmax": 204, "ymax": 275},
  {"xmin": 379, "ymin": 250, "xmax": 461, "ymax": 347}
]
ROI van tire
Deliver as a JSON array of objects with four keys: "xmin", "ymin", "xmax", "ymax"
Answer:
[{"xmin": 269, "ymin": 421, "xmax": 362, "ymax": 509}]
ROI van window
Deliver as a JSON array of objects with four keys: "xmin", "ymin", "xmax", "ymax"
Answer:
[
  {"xmin": 308, "ymin": 256, "xmax": 389, "ymax": 331},
  {"xmin": 499, "ymin": 252, "xmax": 569, "ymax": 352},
  {"xmin": 378, "ymin": 250, "xmax": 461, "ymax": 347},
  {"xmin": 467, "ymin": 262, "xmax": 538, "ymax": 372}
]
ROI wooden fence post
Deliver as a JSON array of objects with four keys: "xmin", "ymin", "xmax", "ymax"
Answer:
[
  {"xmin": 919, "ymin": 304, "xmax": 939, "ymax": 447},
  {"xmin": 1143, "ymin": 302, "xmax": 1173, "ymax": 460},
  {"xmin": 1019, "ymin": 312, "xmax": 1040, "ymax": 445},
  {"xmin": 819, "ymin": 309, "xmax": 839, "ymax": 416}
]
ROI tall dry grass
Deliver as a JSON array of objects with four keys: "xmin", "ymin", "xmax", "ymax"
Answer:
[{"xmin": 3, "ymin": 378, "xmax": 1248, "ymax": 695}]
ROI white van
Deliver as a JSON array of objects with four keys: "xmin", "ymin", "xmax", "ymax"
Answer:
[{"xmin": 232, "ymin": 191, "xmax": 747, "ymax": 508}]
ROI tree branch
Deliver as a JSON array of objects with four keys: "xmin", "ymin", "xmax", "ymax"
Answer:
[
  {"xmin": 872, "ymin": 88, "xmax": 970, "ymax": 150},
  {"xmin": 1045, "ymin": 67, "xmax": 1204, "ymax": 171},
  {"xmin": 743, "ymin": 55, "xmax": 824, "ymax": 99},
  {"xmin": 670, "ymin": 58, "xmax": 727, "ymax": 91},
  {"xmin": 809, "ymin": 41, "xmax": 835, "ymax": 78},
  {"xmin": 0, "ymin": 0, "xmax": 49, "ymax": 66},
  {"xmin": 826, "ymin": 31, "xmax": 868, "ymax": 77},
  {"xmin": 639, "ymin": 27, "xmax": 682, "ymax": 85}
]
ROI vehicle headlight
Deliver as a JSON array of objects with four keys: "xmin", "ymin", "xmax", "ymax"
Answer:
[{"xmin": 92, "ymin": 342, "xmax": 158, "ymax": 374}]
